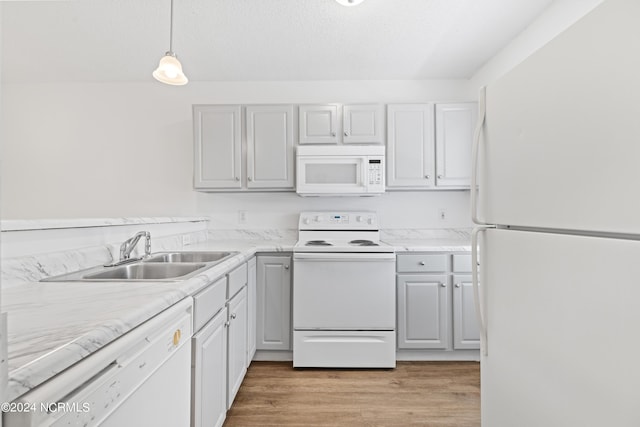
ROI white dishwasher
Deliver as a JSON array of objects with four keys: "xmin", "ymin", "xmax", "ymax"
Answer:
[{"xmin": 4, "ymin": 298, "xmax": 193, "ymax": 427}]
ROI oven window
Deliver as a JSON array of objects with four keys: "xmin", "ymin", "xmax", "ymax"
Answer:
[{"xmin": 305, "ymin": 163, "xmax": 358, "ymax": 184}]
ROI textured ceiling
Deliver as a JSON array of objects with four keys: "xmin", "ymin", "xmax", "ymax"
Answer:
[{"xmin": 1, "ymin": 0, "xmax": 555, "ymax": 83}]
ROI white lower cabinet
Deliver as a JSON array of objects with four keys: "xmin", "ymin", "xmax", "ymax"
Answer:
[
  {"xmin": 256, "ymin": 255, "xmax": 292, "ymax": 351},
  {"xmin": 192, "ymin": 307, "xmax": 228, "ymax": 427},
  {"xmin": 191, "ymin": 276, "xmax": 228, "ymax": 427},
  {"xmin": 397, "ymin": 274, "xmax": 450, "ymax": 349},
  {"xmin": 247, "ymin": 257, "xmax": 257, "ymax": 364},
  {"xmin": 226, "ymin": 286, "xmax": 248, "ymax": 409},
  {"xmin": 453, "ymin": 274, "xmax": 480, "ymax": 349},
  {"xmin": 190, "ymin": 261, "xmax": 250, "ymax": 426},
  {"xmin": 396, "ymin": 252, "xmax": 479, "ymax": 353}
]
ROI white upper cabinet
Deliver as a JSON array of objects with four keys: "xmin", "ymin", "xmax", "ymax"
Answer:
[
  {"xmin": 386, "ymin": 104, "xmax": 435, "ymax": 188},
  {"xmin": 435, "ymin": 103, "xmax": 477, "ymax": 188},
  {"xmin": 299, "ymin": 104, "xmax": 383, "ymax": 144},
  {"xmin": 299, "ymin": 105, "xmax": 339, "ymax": 144},
  {"xmin": 343, "ymin": 104, "xmax": 384, "ymax": 144},
  {"xmin": 193, "ymin": 105, "xmax": 242, "ymax": 189},
  {"xmin": 194, "ymin": 104, "xmax": 295, "ymax": 191},
  {"xmin": 246, "ymin": 105, "xmax": 295, "ymax": 189}
]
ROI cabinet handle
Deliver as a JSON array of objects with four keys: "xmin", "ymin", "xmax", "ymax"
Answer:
[
  {"xmin": 231, "ymin": 313, "xmax": 237, "ymax": 319},
  {"xmin": 344, "ymin": 131, "xmax": 349, "ymax": 137},
  {"xmin": 224, "ymin": 321, "xmax": 230, "ymax": 327},
  {"xmin": 284, "ymin": 265, "xmax": 289, "ymax": 270},
  {"xmin": 235, "ymin": 177, "xmax": 240, "ymax": 181},
  {"xmin": 331, "ymin": 132, "xmax": 336, "ymax": 137},
  {"xmin": 425, "ymin": 175, "xmax": 431, "ymax": 179},
  {"xmin": 248, "ymin": 177, "xmax": 252, "ymax": 182},
  {"xmin": 438, "ymin": 175, "xmax": 443, "ymax": 179},
  {"xmin": 419, "ymin": 261, "xmax": 426, "ymax": 266},
  {"xmin": 440, "ymin": 283, "xmax": 446, "ymax": 287},
  {"xmin": 455, "ymin": 283, "xmax": 461, "ymax": 288}
]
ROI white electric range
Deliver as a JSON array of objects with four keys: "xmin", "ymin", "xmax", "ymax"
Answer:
[{"xmin": 292, "ymin": 211, "xmax": 396, "ymax": 368}]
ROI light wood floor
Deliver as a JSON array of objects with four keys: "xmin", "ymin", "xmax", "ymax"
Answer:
[{"xmin": 224, "ymin": 361, "xmax": 480, "ymax": 427}]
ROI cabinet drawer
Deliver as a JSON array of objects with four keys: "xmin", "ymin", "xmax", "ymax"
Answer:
[
  {"xmin": 453, "ymin": 254, "xmax": 472, "ymax": 272},
  {"xmin": 397, "ymin": 254, "xmax": 448, "ymax": 273},
  {"xmin": 193, "ymin": 276, "xmax": 227, "ymax": 332},
  {"xmin": 228, "ymin": 262, "xmax": 248, "ymax": 298}
]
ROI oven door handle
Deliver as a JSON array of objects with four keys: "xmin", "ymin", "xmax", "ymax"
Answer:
[{"xmin": 293, "ymin": 252, "xmax": 396, "ymax": 262}]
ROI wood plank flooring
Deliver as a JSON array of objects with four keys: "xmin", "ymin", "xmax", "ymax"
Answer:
[{"xmin": 224, "ymin": 361, "xmax": 480, "ymax": 427}]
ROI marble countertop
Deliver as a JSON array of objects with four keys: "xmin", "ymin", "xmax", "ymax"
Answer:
[
  {"xmin": 1, "ymin": 233, "xmax": 470, "ymax": 402},
  {"xmin": 382, "ymin": 228, "xmax": 471, "ymax": 252},
  {"xmin": 1, "ymin": 216, "xmax": 209, "ymax": 232},
  {"xmin": 2, "ymin": 239, "xmax": 295, "ymax": 402},
  {"xmin": 383, "ymin": 239, "xmax": 472, "ymax": 252}
]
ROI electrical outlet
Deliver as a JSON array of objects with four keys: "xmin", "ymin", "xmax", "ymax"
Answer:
[
  {"xmin": 182, "ymin": 234, "xmax": 191, "ymax": 246},
  {"xmin": 438, "ymin": 208, "xmax": 447, "ymax": 221},
  {"xmin": 238, "ymin": 210, "xmax": 248, "ymax": 224}
]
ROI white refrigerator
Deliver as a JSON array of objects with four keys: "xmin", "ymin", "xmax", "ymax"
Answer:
[{"xmin": 472, "ymin": 0, "xmax": 640, "ymax": 426}]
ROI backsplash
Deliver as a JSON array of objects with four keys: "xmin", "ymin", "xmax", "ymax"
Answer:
[
  {"xmin": 207, "ymin": 229, "xmax": 298, "ymax": 241},
  {"xmin": 1, "ymin": 218, "xmax": 210, "ymax": 287},
  {"xmin": 1, "ymin": 216, "xmax": 472, "ymax": 287},
  {"xmin": 381, "ymin": 228, "xmax": 471, "ymax": 240}
]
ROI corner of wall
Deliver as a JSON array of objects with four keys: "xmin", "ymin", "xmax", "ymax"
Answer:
[{"xmin": 467, "ymin": 0, "xmax": 605, "ymax": 93}]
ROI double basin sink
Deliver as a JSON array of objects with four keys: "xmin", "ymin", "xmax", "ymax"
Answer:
[{"xmin": 42, "ymin": 251, "xmax": 238, "ymax": 282}]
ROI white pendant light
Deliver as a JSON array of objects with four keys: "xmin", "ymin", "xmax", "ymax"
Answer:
[
  {"xmin": 335, "ymin": 0, "xmax": 365, "ymax": 6},
  {"xmin": 153, "ymin": 0, "xmax": 188, "ymax": 85}
]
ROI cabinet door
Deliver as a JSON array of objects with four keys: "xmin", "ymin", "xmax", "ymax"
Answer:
[
  {"xmin": 246, "ymin": 105, "xmax": 295, "ymax": 189},
  {"xmin": 193, "ymin": 105, "xmax": 242, "ymax": 189},
  {"xmin": 386, "ymin": 104, "xmax": 435, "ymax": 188},
  {"xmin": 343, "ymin": 104, "xmax": 384, "ymax": 144},
  {"xmin": 453, "ymin": 274, "xmax": 480, "ymax": 349},
  {"xmin": 397, "ymin": 274, "xmax": 450, "ymax": 350},
  {"xmin": 247, "ymin": 257, "xmax": 257, "ymax": 365},
  {"xmin": 256, "ymin": 255, "xmax": 292, "ymax": 351},
  {"xmin": 435, "ymin": 103, "xmax": 477, "ymax": 188},
  {"xmin": 227, "ymin": 286, "xmax": 248, "ymax": 409},
  {"xmin": 299, "ymin": 105, "xmax": 339, "ymax": 144},
  {"xmin": 192, "ymin": 307, "xmax": 227, "ymax": 427}
]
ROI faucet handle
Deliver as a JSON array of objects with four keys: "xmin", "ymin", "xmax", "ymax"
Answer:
[{"xmin": 144, "ymin": 231, "xmax": 151, "ymax": 257}]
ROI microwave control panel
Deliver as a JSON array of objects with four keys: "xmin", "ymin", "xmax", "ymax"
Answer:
[{"xmin": 368, "ymin": 159, "xmax": 383, "ymax": 186}]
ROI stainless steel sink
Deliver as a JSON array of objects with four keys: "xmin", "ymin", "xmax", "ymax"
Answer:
[
  {"xmin": 144, "ymin": 251, "xmax": 235, "ymax": 264},
  {"xmin": 82, "ymin": 263, "xmax": 207, "ymax": 280},
  {"xmin": 41, "ymin": 250, "xmax": 239, "ymax": 282}
]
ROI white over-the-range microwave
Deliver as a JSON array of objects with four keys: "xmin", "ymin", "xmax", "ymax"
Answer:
[{"xmin": 296, "ymin": 145, "xmax": 385, "ymax": 196}]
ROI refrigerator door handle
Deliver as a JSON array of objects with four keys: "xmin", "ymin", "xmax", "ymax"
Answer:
[
  {"xmin": 471, "ymin": 86, "xmax": 487, "ymax": 225},
  {"xmin": 472, "ymin": 225, "xmax": 493, "ymax": 356}
]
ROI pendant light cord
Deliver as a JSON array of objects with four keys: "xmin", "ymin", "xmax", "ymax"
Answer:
[{"xmin": 169, "ymin": 0, "xmax": 174, "ymax": 53}]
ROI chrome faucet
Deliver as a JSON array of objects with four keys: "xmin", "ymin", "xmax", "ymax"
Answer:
[{"xmin": 119, "ymin": 231, "xmax": 151, "ymax": 261}]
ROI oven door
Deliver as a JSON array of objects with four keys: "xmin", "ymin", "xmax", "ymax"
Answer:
[
  {"xmin": 293, "ymin": 252, "xmax": 396, "ymax": 329},
  {"xmin": 296, "ymin": 156, "xmax": 368, "ymax": 195}
]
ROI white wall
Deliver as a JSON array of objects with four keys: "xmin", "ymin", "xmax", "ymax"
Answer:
[
  {"xmin": 1, "ymin": 80, "xmax": 473, "ymax": 228},
  {"xmin": 199, "ymin": 191, "xmax": 471, "ymax": 230},
  {"xmin": 469, "ymin": 0, "xmax": 605, "ymax": 92}
]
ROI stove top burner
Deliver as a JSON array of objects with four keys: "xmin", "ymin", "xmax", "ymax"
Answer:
[
  {"xmin": 305, "ymin": 240, "xmax": 333, "ymax": 246},
  {"xmin": 349, "ymin": 239, "xmax": 379, "ymax": 246}
]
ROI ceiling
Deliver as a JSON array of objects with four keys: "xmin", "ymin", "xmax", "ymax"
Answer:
[{"xmin": 1, "ymin": 0, "xmax": 555, "ymax": 83}]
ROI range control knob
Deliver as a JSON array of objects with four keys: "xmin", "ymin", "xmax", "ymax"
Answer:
[
  {"xmin": 356, "ymin": 215, "xmax": 363, "ymax": 222},
  {"xmin": 303, "ymin": 217, "xmax": 310, "ymax": 225},
  {"xmin": 367, "ymin": 217, "xmax": 375, "ymax": 225},
  {"xmin": 315, "ymin": 215, "xmax": 323, "ymax": 222}
]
